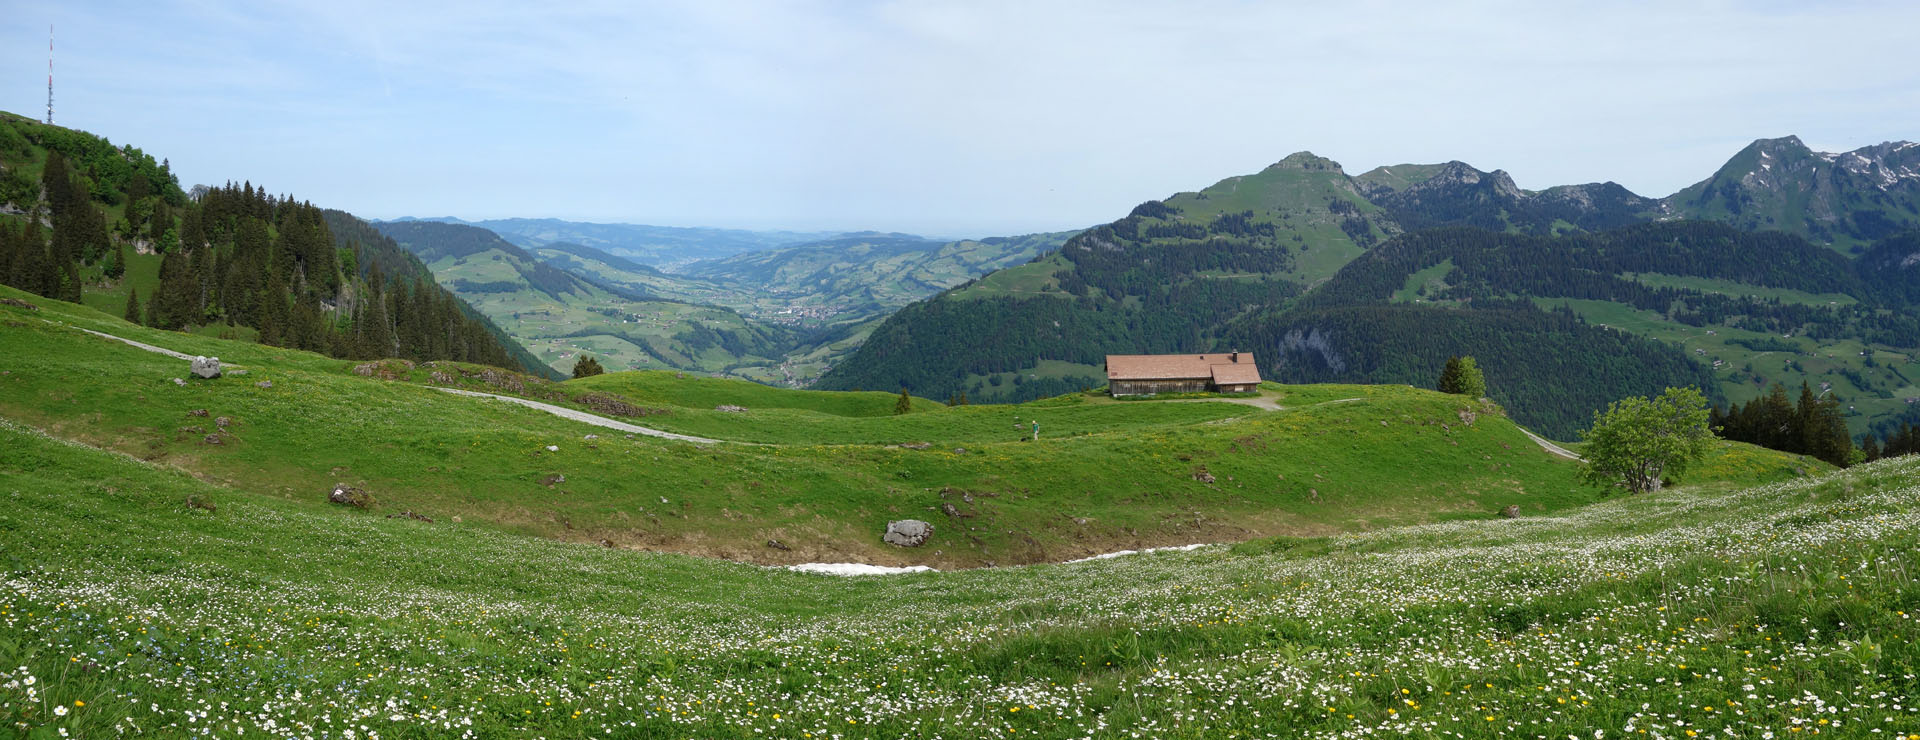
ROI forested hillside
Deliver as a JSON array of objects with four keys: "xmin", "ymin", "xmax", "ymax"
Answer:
[
  {"xmin": 1269, "ymin": 220, "xmax": 1920, "ymax": 439},
  {"xmin": 0, "ymin": 112, "xmax": 533, "ymax": 372},
  {"xmin": 1226, "ymin": 301, "xmax": 1722, "ymax": 438}
]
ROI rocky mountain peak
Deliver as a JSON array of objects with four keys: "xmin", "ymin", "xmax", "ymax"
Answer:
[{"xmin": 1401, "ymin": 162, "xmax": 1524, "ymax": 201}]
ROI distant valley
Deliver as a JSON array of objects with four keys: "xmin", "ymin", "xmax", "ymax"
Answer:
[{"xmin": 377, "ymin": 219, "xmax": 1075, "ymax": 383}]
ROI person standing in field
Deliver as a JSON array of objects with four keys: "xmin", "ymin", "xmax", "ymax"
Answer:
[{"xmin": 1031, "ymin": 419, "xmax": 1039, "ymax": 441}]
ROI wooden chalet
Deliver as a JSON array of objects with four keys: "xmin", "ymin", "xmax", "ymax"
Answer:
[{"xmin": 1105, "ymin": 352, "xmax": 1261, "ymax": 396}]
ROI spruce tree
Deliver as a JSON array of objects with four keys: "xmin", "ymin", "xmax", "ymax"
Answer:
[
  {"xmin": 1437, "ymin": 356, "xmax": 1487, "ymax": 398},
  {"xmin": 571, "ymin": 355, "xmax": 605, "ymax": 378},
  {"xmin": 124, "ymin": 287, "xmax": 141, "ymax": 324},
  {"xmin": 894, "ymin": 388, "xmax": 913, "ymax": 415}
]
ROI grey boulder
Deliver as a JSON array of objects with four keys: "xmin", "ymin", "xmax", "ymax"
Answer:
[
  {"xmin": 190, "ymin": 356, "xmax": 222, "ymax": 379},
  {"xmin": 883, "ymin": 519, "xmax": 933, "ymax": 547}
]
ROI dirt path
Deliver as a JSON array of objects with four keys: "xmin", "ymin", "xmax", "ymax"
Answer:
[
  {"xmin": 432, "ymin": 388, "xmax": 723, "ymax": 444},
  {"xmin": 1151, "ymin": 393, "xmax": 1294, "ymax": 411},
  {"xmin": 77, "ymin": 327, "xmax": 199, "ymax": 361},
  {"xmin": 1518, "ymin": 426, "xmax": 1582, "ymax": 460}
]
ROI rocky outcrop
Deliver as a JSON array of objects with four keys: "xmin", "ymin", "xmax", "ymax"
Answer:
[
  {"xmin": 190, "ymin": 356, "xmax": 222, "ymax": 379},
  {"xmin": 327, "ymin": 483, "xmax": 375, "ymax": 509},
  {"xmin": 883, "ymin": 520, "xmax": 933, "ymax": 547}
]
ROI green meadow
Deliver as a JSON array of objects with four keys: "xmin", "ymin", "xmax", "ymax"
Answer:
[{"xmin": 1, "ymin": 406, "xmax": 1914, "ymax": 738}]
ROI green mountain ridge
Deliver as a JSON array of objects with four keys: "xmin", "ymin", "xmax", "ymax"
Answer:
[{"xmin": 821, "ymin": 136, "xmax": 1920, "ymax": 442}]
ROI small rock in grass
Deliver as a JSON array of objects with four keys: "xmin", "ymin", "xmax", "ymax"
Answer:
[
  {"xmin": 540, "ymin": 473, "xmax": 566, "ymax": 487},
  {"xmin": 766, "ymin": 539, "xmax": 791, "ymax": 551},
  {"xmin": 584, "ymin": 434, "xmax": 599, "ymax": 440},
  {"xmin": 188, "ymin": 409, "xmax": 209, "ymax": 417},
  {"xmin": 214, "ymin": 416, "xmax": 233, "ymax": 429},
  {"xmin": 201, "ymin": 434, "xmax": 223, "ymax": 445},
  {"xmin": 715, "ymin": 404, "xmax": 747, "ymax": 413},
  {"xmin": 940, "ymin": 502, "xmax": 961, "ymax": 518},
  {"xmin": 190, "ymin": 356, "xmax": 222, "ymax": 379},
  {"xmin": 328, "ymin": 483, "xmax": 375, "ymax": 509},
  {"xmin": 1499, "ymin": 504, "xmax": 1521, "ymax": 519},
  {"xmin": 546, "ymin": 445, "xmax": 559, "ymax": 452},
  {"xmin": 883, "ymin": 519, "xmax": 933, "ymax": 547},
  {"xmin": 172, "ymin": 378, "xmax": 186, "ymax": 386},
  {"xmin": 255, "ymin": 380, "xmax": 273, "ymax": 389}
]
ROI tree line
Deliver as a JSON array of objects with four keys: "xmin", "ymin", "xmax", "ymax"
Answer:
[
  {"xmin": 0, "ymin": 117, "xmax": 534, "ymax": 374},
  {"xmin": 1710, "ymin": 382, "xmax": 1855, "ymax": 467}
]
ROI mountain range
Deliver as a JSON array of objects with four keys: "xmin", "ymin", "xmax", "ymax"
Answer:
[{"xmin": 819, "ymin": 137, "xmax": 1920, "ymax": 439}]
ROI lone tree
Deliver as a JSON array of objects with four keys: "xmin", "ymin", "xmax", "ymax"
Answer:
[
  {"xmin": 123, "ymin": 287, "xmax": 142, "ymax": 324},
  {"xmin": 1437, "ymin": 356, "xmax": 1486, "ymax": 398},
  {"xmin": 894, "ymin": 388, "xmax": 913, "ymax": 415},
  {"xmin": 571, "ymin": 354, "xmax": 605, "ymax": 379},
  {"xmin": 1579, "ymin": 386, "xmax": 1714, "ymax": 495}
]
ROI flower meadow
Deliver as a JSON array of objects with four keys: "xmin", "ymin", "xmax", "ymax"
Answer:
[{"xmin": 2, "ymin": 418, "xmax": 1918, "ymax": 738}]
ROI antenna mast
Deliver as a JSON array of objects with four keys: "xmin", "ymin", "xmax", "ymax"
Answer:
[{"xmin": 46, "ymin": 25, "xmax": 54, "ymax": 125}]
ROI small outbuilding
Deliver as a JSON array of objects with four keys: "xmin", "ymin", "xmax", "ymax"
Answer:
[{"xmin": 1105, "ymin": 352, "xmax": 1261, "ymax": 396}]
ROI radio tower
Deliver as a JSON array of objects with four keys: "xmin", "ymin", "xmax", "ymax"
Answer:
[{"xmin": 46, "ymin": 25, "xmax": 54, "ymax": 125}]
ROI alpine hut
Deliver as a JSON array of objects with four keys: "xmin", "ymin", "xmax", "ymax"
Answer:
[{"xmin": 1104, "ymin": 352, "xmax": 1261, "ymax": 396}]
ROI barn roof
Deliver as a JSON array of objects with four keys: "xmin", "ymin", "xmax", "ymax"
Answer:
[
  {"xmin": 1105, "ymin": 353, "xmax": 1260, "ymax": 382},
  {"xmin": 1210, "ymin": 363, "xmax": 1262, "ymax": 385}
]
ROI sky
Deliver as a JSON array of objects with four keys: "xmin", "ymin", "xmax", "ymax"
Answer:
[{"xmin": 5, "ymin": 1, "xmax": 1919, "ymax": 237}]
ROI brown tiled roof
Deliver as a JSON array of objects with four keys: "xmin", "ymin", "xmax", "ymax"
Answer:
[
  {"xmin": 1210, "ymin": 363, "xmax": 1262, "ymax": 385},
  {"xmin": 1105, "ymin": 353, "xmax": 1260, "ymax": 382}
]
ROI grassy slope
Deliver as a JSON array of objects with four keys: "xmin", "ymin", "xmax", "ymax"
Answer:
[
  {"xmin": 1, "ymin": 411, "xmax": 1914, "ymax": 738},
  {"xmin": 3, "ymin": 284, "xmax": 1823, "ymax": 572},
  {"xmin": 1160, "ymin": 156, "xmax": 1390, "ymax": 287}
]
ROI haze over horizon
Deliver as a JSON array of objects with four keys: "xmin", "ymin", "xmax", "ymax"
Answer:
[{"xmin": 6, "ymin": 1, "xmax": 1918, "ymax": 238}]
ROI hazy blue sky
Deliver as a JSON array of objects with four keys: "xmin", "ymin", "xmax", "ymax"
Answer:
[{"xmin": 6, "ymin": 1, "xmax": 1917, "ymax": 236}]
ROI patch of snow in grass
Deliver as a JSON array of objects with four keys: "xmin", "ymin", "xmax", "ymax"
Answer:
[
  {"xmin": 1065, "ymin": 543, "xmax": 1212, "ymax": 563},
  {"xmin": 788, "ymin": 563, "xmax": 936, "ymax": 576}
]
